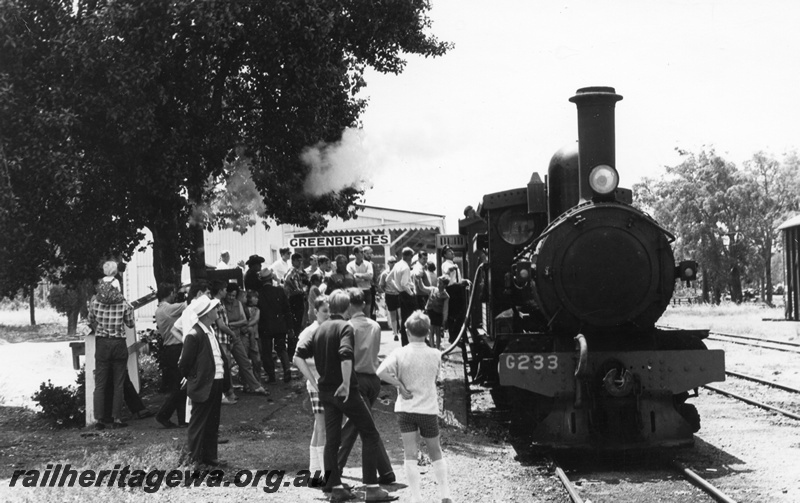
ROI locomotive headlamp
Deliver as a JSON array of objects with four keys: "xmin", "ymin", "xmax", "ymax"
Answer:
[
  {"xmin": 676, "ymin": 260, "xmax": 698, "ymax": 286},
  {"xmin": 588, "ymin": 164, "xmax": 619, "ymax": 195},
  {"xmin": 512, "ymin": 262, "xmax": 532, "ymax": 287}
]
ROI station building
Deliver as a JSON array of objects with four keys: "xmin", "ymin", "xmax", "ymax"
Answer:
[
  {"xmin": 124, "ymin": 205, "xmax": 446, "ymax": 323},
  {"xmin": 779, "ymin": 214, "xmax": 800, "ymax": 320}
]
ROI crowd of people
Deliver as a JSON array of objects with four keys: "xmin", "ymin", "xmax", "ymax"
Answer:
[{"xmin": 86, "ymin": 245, "xmax": 470, "ymax": 503}]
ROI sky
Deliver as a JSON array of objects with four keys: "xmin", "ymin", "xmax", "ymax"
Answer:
[{"xmin": 341, "ymin": 0, "xmax": 800, "ymax": 233}]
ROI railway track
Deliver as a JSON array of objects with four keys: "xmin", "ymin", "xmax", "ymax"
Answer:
[
  {"xmin": 706, "ymin": 332, "xmax": 800, "ymax": 354},
  {"xmin": 656, "ymin": 325, "xmax": 800, "ymax": 420},
  {"xmin": 549, "ymin": 452, "xmax": 737, "ymax": 503},
  {"xmin": 468, "ymin": 395, "xmax": 743, "ymax": 503},
  {"xmin": 704, "ymin": 371, "xmax": 800, "ymax": 421},
  {"xmin": 657, "ymin": 324, "xmax": 800, "ymax": 353}
]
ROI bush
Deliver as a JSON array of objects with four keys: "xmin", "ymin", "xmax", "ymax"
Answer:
[
  {"xmin": 31, "ymin": 369, "xmax": 85, "ymax": 428},
  {"xmin": 47, "ymin": 281, "xmax": 93, "ymax": 335},
  {"xmin": 137, "ymin": 354, "xmax": 162, "ymax": 395},
  {"xmin": 138, "ymin": 327, "xmax": 162, "ymax": 363},
  {"xmin": 47, "ymin": 284, "xmax": 89, "ymax": 318}
]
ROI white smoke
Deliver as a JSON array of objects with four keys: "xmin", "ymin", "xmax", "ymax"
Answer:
[{"xmin": 301, "ymin": 128, "xmax": 376, "ymax": 196}]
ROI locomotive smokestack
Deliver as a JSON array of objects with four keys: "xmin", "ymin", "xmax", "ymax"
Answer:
[{"xmin": 569, "ymin": 87, "xmax": 623, "ymax": 202}]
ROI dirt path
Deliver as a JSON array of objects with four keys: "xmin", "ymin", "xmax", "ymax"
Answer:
[{"xmin": 0, "ymin": 330, "xmax": 565, "ymax": 502}]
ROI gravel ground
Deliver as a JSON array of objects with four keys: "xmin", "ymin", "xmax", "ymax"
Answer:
[
  {"xmin": 0, "ymin": 329, "xmax": 567, "ymax": 503},
  {"xmin": 2, "ymin": 305, "xmax": 798, "ymax": 502},
  {"xmin": 663, "ymin": 308, "xmax": 800, "ymax": 503}
]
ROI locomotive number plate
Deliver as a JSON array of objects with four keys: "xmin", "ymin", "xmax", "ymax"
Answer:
[{"xmin": 504, "ymin": 354, "xmax": 558, "ymax": 371}]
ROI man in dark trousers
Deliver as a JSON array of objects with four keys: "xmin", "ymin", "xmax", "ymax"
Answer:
[
  {"xmin": 283, "ymin": 251, "xmax": 309, "ymax": 356},
  {"xmin": 293, "ymin": 290, "xmax": 398, "ymax": 503},
  {"xmin": 257, "ymin": 267, "xmax": 295, "ymax": 383},
  {"xmin": 337, "ymin": 288, "xmax": 396, "ymax": 484},
  {"xmin": 179, "ymin": 296, "xmax": 228, "ymax": 466},
  {"xmin": 155, "ymin": 282, "xmax": 188, "ymax": 428}
]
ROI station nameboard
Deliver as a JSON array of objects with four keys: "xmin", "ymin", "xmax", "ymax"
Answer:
[
  {"xmin": 436, "ymin": 234, "xmax": 467, "ymax": 251},
  {"xmin": 289, "ymin": 234, "xmax": 390, "ymax": 249}
]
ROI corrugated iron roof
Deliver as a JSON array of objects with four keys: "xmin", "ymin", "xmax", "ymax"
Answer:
[{"xmin": 778, "ymin": 214, "xmax": 800, "ymax": 230}]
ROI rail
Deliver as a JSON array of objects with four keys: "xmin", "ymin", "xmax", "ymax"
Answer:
[
  {"xmin": 704, "ymin": 384, "xmax": 800, "ymax": 421},
  {"xmin": 672, "ymin": 461, "xmax": 738, "ymax": 503},
  {"xmin": 726, "ymin": 370, "xmax": 800, "ymax": 394},
  {"xmin": 551, "ymin": 454, "xmax": 737, "ymax": 503}
]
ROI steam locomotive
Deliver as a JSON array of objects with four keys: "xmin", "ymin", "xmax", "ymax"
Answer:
[{"xmin": 456, "ymin": 87, "xmax": 725, "ymax": 448}]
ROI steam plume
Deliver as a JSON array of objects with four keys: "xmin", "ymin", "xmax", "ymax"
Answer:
[{"xmin": 301, "ymin": 128, "xmax": 375, "ymax": 196}]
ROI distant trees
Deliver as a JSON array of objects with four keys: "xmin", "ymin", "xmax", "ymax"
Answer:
[
  {"xmin": 0, "ymin": 0, "xmax": 451, "ymax": 315},
  {"xmin": 634, "ymin": 148, "xmax": 800, "ymax": 305}
]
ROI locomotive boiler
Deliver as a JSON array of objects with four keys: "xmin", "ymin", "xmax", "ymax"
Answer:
[{"xmin": 457, "ymin": 87, "xmax": 725, "ymax": 448}]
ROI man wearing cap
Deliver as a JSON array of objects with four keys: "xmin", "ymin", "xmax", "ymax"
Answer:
[
  {"xmin": 179, "ymin": 295, "xmax": 229, "ymax": 466},
  {"xmin": 244, "ymin": 254, "xmax": 266, "ymax": 292},
  {"xmin": 257, "ymin": 267, "xmax": 294, "ymax": 383},
  {"xmin": 386, "ymin": 247, "xmax": 416, "ymax": 346}
]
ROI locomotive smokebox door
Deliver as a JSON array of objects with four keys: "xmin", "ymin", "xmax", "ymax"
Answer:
[{"xmin": 532, "ymin": 205, "xmax": 675, "ymax": 333}]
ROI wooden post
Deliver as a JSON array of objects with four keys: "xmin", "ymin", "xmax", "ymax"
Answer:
[{"xmin": 84, "ymin": 334, "xmax": 96, "ymax": 425}]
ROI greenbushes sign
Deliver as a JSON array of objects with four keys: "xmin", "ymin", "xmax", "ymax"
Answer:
[{"xmin": 288, "ymin": 234, "xmax": 390, "ymax": 248}]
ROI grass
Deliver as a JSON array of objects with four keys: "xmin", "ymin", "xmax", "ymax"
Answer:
[
  {"xmin": 0, "ymin": 307, "xmax": 80, "ymax": 344},
  {"xmin": 661, "ymin": 301, "xmax": 800, "ymax": 340}
]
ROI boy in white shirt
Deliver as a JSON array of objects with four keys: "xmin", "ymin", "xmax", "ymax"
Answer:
[{"xmin": 376, "ymin": 311, "xmax": 452, "ymax": 503}]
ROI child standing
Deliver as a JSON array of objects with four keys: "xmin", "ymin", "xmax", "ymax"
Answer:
[
  {"xmin": 244, "ymin": 291, "xmax": 265, "ymax": 382},
  {"xmin": 295, "ymin": 295, "xmax": 331, "ymax": 476},
  {"xmin": 424, "ymin": 275, "xmax": 450, "ymax": 349},
  {"xmin": 377, "ymin": 311, "xmax": 452, "ymax": 503},
  {"xmin": 101, "ymin": 260, "xmax": 123, "ymax": 293}
]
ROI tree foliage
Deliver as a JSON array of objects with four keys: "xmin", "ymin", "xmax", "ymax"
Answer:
[
  {"xmin": 0, "ymin": 0, "xmax": 452, "ymax": 297},
  {"xmin": 633, "ymin": 148, "xmax": 800, "ymax": 304}
]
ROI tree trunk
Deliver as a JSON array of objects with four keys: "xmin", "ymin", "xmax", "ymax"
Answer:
[
  {"xmin": 701, "ymin": 271, "xmax": 710, "ymax": 303},
  {"xmin": 67, "ymin": 310, "xmax": 79, "ymax": 336},
  {"xmin": 189, "ymin": 223, "xmax": 207, "ymax": 284},
  {"xmin": 150, "ymin": 215, "xmax": 185, "ymax": 288},
  {"xmin": 28, "ymin": 284, "xmax": 36, "ymax": 326},
  {"xmin": 729, "ymin": 265, "xmax": 743, "ymax": 304}
]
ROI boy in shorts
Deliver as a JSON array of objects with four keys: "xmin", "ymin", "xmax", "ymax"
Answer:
[
  {"xmin": 377, "ymin": 311, "xmax": 452, "ymax": 503},
  {"xmin": 295, "ymin": 295, "xmax": 330, "ymax": 476}
]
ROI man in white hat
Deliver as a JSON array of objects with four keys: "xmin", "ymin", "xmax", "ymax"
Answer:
[{"xmin": 179, "ymin": 295, "xmax": 229, "ymax": 466}]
